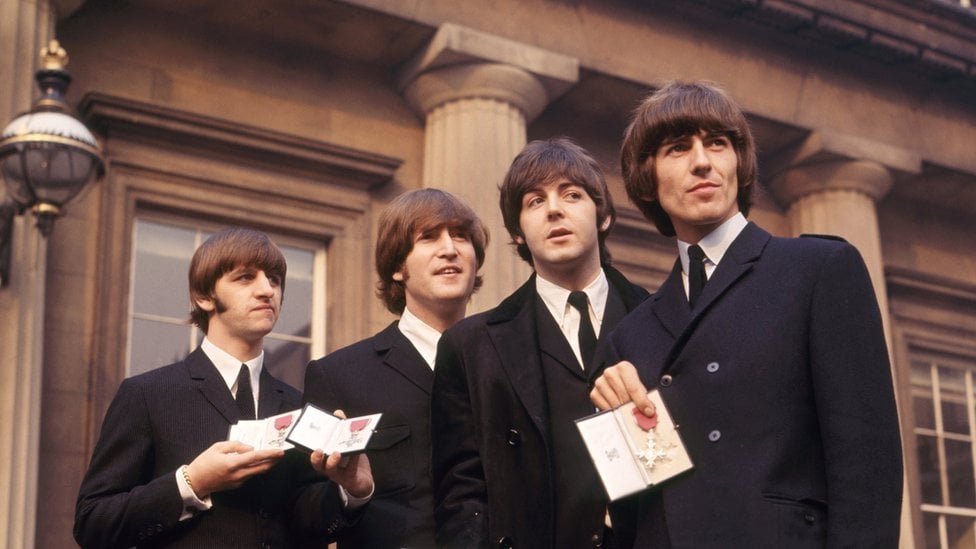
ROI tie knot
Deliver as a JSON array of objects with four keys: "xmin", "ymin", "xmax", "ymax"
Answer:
[
  {"xmin": 567, "ymin": 291, "xmax": 589, "ymax": 313},
  {"xmin": 688, "ymin": 244, "xmax": 706, "ymax": 261}
]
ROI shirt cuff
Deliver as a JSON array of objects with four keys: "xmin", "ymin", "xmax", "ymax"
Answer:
[
  {"xmin": 176, "ymin": 466, "xmax": 213, "ymax": 521},
  {"xmin": 339, "ymin": 483, "xmax": 374, "ymax": 511}
]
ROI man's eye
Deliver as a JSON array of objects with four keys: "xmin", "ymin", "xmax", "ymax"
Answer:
[
  {"xmin": 707, "ymin": 136, "xmax": 730, "ymax": 148},
  {"xmin": 526, "ymin": 196, "xmax": 544, "ymax": 208}
]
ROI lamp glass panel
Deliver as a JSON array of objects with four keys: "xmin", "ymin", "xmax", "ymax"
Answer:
[{"xmin": 23, "ymin": 143, "xmax": 95, "ymax": 205}]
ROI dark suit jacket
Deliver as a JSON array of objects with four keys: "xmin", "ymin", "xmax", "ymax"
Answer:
[
  {"xmin": 431, "ymin": 267, "xmax": 649, "ymax": 549},
  {"xmin": 75, "ymin": 347, "xmax": 351, "ymax": 549},
  {"xmin": 605, "ymin": 223, "xmax": 903, "ymax": 548},
  {"xmin": 304, "ymin": 322, "xmax": 437, "ymax": 549}
]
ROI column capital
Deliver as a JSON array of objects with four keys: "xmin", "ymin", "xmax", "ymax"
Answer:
[
  {"xmin": 397, "ymin": 22, "xmax": 578, "ymax": 121},
  {"xmin": 770, "ymin": 158, "xmax": 894, "ymax": 208},
  {"xmin": 766, "ymin": 130, "xmax": 920, "ymax": 208}
]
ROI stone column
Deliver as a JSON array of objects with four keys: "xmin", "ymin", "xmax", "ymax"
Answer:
[
  {"xmin": 0, "ymin": 2, "xmax": 55, "ymax": 548},
  {"xmin": 769, "ymin": 131, "xmax": 921, "ymax": 549},
  {"xmin": 399, "ymin": 23, "xmax": 578, "ymax": 312}
]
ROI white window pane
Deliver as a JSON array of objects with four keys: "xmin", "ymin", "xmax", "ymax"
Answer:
[
  {"xmin": 132, "ymin": 220, "xmax": 198, "ymax": 320},
  {"xmin": 129, "ymin": 317, "xmax": 193, "ymax": 376}
]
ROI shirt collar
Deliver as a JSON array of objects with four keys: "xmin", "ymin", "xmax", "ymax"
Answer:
[
  {"xmin": 201, "ymin": 337, "xmax": 264, "ymax": 393},
  {"xmin": 397, "ymin": 307, "xmax": 443, "ymax": 369},
  {"xmin": 678, "ymin": 212, "xmax": 748, "ymax": 273},
  {"xmin": 535, "ymin": 269, "xmax": 609, "ymax": 327}
]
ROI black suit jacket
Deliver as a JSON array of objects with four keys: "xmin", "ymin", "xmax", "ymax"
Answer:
[
  {"xmin": 75, "ymin": 347, "xmax": 351, "ymax": 548},
  {"xmin": 431, "ymin": 267, "xmax": 649, "ymax": 548},
  {"xmin": 605, "ymin": 223, "xmax": 903, "ymax": 547},
  {"xmin": 304, "ymin": 322, "xmax": 437, "ymax": 549}
]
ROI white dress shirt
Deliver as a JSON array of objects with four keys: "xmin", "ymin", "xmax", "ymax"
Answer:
[
  {"xmin": 677, "ymin": 213, "xmax": 748, "ymax": 300},
  {"xmin": 535, "ymin": 269, "xmax": 609, "ymax": 369}
]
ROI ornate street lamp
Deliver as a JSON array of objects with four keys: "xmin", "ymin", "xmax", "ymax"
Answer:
[{"xmin": 0, "ymin": 39, "xmax": 104, "ymax": 286}]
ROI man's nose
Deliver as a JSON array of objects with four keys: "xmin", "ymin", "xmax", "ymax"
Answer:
[
  {"xmin": 254, "ymin": 271, "xmax": 275, "ymax": 294},
  {"xmin": 436, "ymin": 230, "xmax": 458, "ymax": 256}
]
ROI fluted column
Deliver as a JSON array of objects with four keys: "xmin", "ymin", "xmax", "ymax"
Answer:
[
  {"xmin": 399, "ymin": 23, "xmax": 578, "ymax": 312},
  {"xmin": 0, "ymin": 3, "xmax": 55, "ymax": 548}
]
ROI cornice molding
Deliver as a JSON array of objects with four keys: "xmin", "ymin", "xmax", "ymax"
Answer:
[
  {"xmin": 886, "ymin": 264, "xmax": 976, "ymax": 309},
  {"xmin": 77, "ymin": 92, "xmax": 402, "ymax": 191},
  {"xmin": 698, "ymin": 0, "xmax": 976, "ymax": 82}
]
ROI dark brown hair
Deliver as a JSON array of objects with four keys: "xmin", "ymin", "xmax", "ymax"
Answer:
[
  {"xmin": 375, "ymin": 188, "xmax": 489, "ymax": 315},
  {"xmin": 620, "ymin": 80, "xmax": 757, "ymax": 236},
  {"xmin": 188, "ymin": 227, "xmax": 287, "ymax": 333},
  {"xmin": 499, "ymin": 137, "xmax": 616, "ymax": 265}
]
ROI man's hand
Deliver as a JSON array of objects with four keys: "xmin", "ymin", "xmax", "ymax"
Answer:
[
  {"xmin": 185, "ymin": 441, "xmax": 285, "ymax": 498},
  {"xmin": 590, "ymin": 360, "xmax": 656, "ymax": 418},
  {"xmin": 308, "ymin": 409, "xmax": 374, "ymax": 499}
]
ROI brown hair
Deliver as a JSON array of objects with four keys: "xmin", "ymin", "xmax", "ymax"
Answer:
[
  {"xmin": 188, "ymin": 227, "xmax": 287, "ymax": 333},
  {"xmin": 620, "ymin": 80, "xmax": 757, "ymax": 236},
  {"xmin": 499, "ymin": 137, "xmax": 616, "ymax": 265},
  {"xmin": 375, "ymin": 188, "xmax": 489, "ymax": 315}
]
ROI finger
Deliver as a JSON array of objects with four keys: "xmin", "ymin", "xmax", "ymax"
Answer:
[
  {"xmin": 249, "ymin": 449, "xmax": 286, "ymax": 462},
  {"xmin": 590, "ymin": 377, "xmax": 618, "ymax": 410},
  {"xmin": 309, "ymin": 449, "xmax": 326, "ymax": 473},
  {"xmin": 214, "ymin": 440, "xmax": 253, "ymax": 454},
  {"xmin": 617, "ymin": 363, "xmax": 654, "ymax": 417},
  {"xmin": 333, "ymin": 409, "xmax": 347, "ymax": 420}
]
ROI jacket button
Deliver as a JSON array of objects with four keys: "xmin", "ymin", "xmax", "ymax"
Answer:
[
  {"xmin": 497, "ymin": 536, "xmax": 514, "ymax": 548},
  {"xmin": 592, "ymin": 532, "xmax": 603, "ymax": 547},
  {"xmin": 507, "ymin": 429, "xmax": 521, "ymax": 446},
  {"xmin": 706, "ymin": 361, "xmax": 720, "ymax": 373},
  {"xmin": 804, "ymin": 511, "xmax": 816, "ymax": 524},
  {"xmin": 708, "ymin": 429, "xmax": 721, "ymax": 442},
  {"xmin": 659, "ymin": 374, "xmax": 673, "ymax": 387}
]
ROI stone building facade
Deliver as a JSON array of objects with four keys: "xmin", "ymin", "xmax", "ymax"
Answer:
[{"xmin": 1, "ymin": 0, "xmax": 975, "ymax": 547}]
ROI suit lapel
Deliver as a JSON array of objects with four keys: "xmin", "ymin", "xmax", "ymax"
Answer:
[
  {"xmin": 489, "ymin": 278, "xmax": 549, "ymax": 438},
  {"xmin": 185, "ymin": 348, "xmax": 238, "ymax": 424},
  {"xmin": 535, "ymin": 294, "xmax": 586, "ymax": 379},
  {"xmin": 378, "ymin": 323, "xmax": 433, "ymax": 395},
  {"xmin": 659, "ymin": 222, "xmax": 770, "ymax": 374},
  {"xmin": 691, "ymin": 222, "xmax": 767, "ymax": 315},
  {"xmin": 651, "ymin": 260, "xmax": 693, "ymax": 341},
  {"xmin": 257, "ymin": 368, "xmax": 288, "ymax": 419}
]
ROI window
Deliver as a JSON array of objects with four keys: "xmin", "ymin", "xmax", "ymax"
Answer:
[
  {"xmin": 912, "ymin": 354, "xmax": 976, "ymax": 548},
  {"xmin": 127, "ymin": 217, "xmax": 324, "ymax": 390}
]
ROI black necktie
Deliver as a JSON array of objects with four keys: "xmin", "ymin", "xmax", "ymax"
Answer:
[
  {"xmin": 236, "ymin": 364, "xmax": 255, "ymax": 420},
  {"xmin": 568, "ymin": 291, "xmax": 597, "ymax": 369},
  {"xmin": 688, "ymin": 244, "xmax": 707, "ymax": 308}
]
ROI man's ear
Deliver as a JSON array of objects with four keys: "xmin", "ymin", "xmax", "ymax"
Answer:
[
  {"xmin": 392, "ymin": 271, "xmax": 405, "ymax": 282},
  {"xmin": 193, "ymin": 292, "xmax": 216, "ymax": 313},
  {"xmin": 513, "ymin": 234, "xmax": 525, "ymax": 244},
  {"xmin": 599, "ymin": 215, "xmax": 613, "ymax": 233}
]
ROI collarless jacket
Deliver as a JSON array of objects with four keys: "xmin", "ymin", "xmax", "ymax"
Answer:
[
  {"xmin": 304, "ymin": 322, "xmax": 437, "ymax": 549},
  {"xmin": 75, "ymin": 347, "xmax": 349, "ymax": 549},
  {"xmin": 431, "ymin": 267, "xmax": 649, "ymax": 549},
  {"xmin": 605, "ymin": 222, "xmax": 903, "ymax": 548}
]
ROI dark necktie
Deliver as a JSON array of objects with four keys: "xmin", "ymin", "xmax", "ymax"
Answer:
[
  {"xmin": 568, "ymin": 291, "xmax": 597, "ymax": 369},
  {"xmin": 688, "ymin": 244, "xmax": 707, "ymax": 308},
  {"xmin": 236, "ymin": 364, "xmax": 256, "ymax": 420}
]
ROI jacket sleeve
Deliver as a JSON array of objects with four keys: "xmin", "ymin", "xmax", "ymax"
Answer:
[
  {"xmin": 74, "ymin": 378, "xmax": 185, "ymax": 549},
  {"xmin": 810, "ymin": 242, "xmax": 903, "ymax": 545},
  {"xmin": 430, "ymin": 331, "xmax": 490, "ymax": 548}
]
